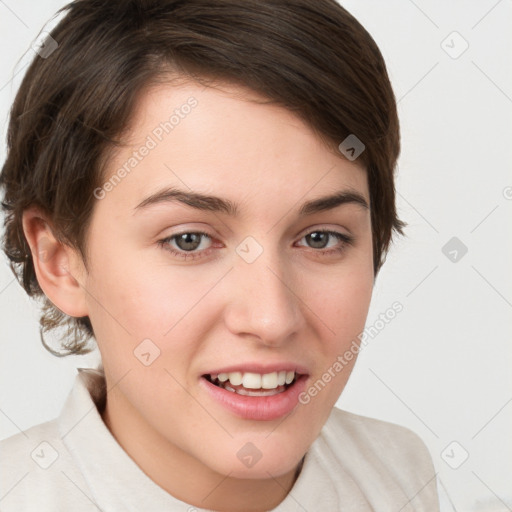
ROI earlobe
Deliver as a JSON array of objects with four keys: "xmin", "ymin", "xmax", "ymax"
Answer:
[{"xmin": 22, "ymin": 208, "xmax": 89, "ymax": 318}]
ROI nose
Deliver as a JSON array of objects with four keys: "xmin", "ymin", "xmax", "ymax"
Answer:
[{"xmin": 223, "ymin": 244, "xmax": 306, "ymax": 347}]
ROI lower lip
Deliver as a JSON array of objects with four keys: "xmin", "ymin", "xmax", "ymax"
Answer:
[{"xmin": 199, "ymin": 375, "xmax": 309, "ymax": 421}]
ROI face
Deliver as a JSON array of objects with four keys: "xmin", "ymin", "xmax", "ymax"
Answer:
[{"xmin": 78, "ymin": 80, "xmax": 374, "ymax": 481}]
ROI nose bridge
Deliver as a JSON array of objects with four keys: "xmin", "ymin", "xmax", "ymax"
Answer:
[{"xmin": 227, "ymin": 238, "xmax": 304, "ymax": 344}]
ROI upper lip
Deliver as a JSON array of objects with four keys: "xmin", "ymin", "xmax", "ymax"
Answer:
[{"xmin": 203, "ymin": 362, "xmax": 310, "ymax": 376}]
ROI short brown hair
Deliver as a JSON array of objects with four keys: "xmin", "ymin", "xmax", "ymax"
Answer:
[{"xmin": 0, "ymin": 0, "xmax": 405, "ymax": 356}]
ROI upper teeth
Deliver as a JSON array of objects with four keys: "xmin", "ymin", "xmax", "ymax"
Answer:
[{"xmin": 211, "ymin": 371, "xmax": 296, "ymax": 389}]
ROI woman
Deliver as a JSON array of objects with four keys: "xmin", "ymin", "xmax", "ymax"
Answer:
[{"xmin": 0, "ymin": 0, "xmax": 447, "ymax": 509}]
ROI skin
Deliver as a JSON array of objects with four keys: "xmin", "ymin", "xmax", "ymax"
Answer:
[{"xmin": 23, "ymin": 80, "xmax": 374, "ymax": 511}]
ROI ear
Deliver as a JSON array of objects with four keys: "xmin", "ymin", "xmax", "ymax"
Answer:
[{"xmin": 22, "ymin": 207, "xmax": 89, "ymax": 318}]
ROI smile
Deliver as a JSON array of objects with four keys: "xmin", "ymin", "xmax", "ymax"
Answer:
[
  {"xmin": 205, "ymin": 370, "xmax": 297, "ymax": 396},
  {"xmin": 200, "ymin": 370, "xmax": 309, "ymax": 421}
]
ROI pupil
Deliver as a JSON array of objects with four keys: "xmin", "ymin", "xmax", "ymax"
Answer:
[
  {"xmin": 307, "ymin": 232, "xmax": 328, "ymax": 249},
  {"xmin": 177, "ymin": 233, "xmax": 201, "ymax": 251}
]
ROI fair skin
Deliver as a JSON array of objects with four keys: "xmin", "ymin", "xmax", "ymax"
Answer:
[{"xmin": 23, "ymin": 80, "xmax": 374, "ymax": 511}]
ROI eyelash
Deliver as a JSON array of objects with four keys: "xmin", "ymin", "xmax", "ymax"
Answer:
[{"xmin": 157, "ymin": 229, "xmax": 355, "ymax": 261}]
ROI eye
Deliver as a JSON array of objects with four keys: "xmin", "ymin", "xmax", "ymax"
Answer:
[
  {"xmin": 158, "ymin": 229, "xmax": 355, "ymax": 261},
  {"xmin": 157, "ymin": 231, "xmax": 214, "ymax": 260},
  {"xmin": 296, "ymin": 230, "xmax": 354, "ymax": 256}
]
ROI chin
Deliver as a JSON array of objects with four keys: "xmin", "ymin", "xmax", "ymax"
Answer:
[{"xmin": 199, "ymin": 436, "xmax": 307, "ymax": 480}]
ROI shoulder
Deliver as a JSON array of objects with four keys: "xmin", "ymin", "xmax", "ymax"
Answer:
[
  {"xmin": 313, "ymin": 407, "xmax": 440, "ymax": 510},
  {"xmin": 0, "ymin": 418, "xmax": 94, "ymax": 511},
  {"xmin": 325, "ymin": 406, "xmax": 433, "ymax": 459},
  {"xmin": 1, "ymin": 418, "xmax": 57, "ymax": 457}
]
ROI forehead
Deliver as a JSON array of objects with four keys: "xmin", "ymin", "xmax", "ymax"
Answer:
[{"xmin": 98, "ymin": 80, "xmax": 369, "ymax": 217}]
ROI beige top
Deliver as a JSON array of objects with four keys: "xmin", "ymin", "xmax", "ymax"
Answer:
[{"xmin": 0, "ymin": 368, "xmax": 442, "ymax": 511}]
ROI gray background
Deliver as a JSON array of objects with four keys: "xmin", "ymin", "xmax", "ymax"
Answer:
[{"xmin": 1, "ymin": 1, "xmax": 511, "ymax": 510}]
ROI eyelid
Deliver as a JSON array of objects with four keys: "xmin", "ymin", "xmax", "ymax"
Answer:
[{"xmin": 300, "ymin": 224, "xmax": 352, "ymax": 238}]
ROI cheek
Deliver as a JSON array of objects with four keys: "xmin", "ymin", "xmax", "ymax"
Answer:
[
  {"xmin": 118, "ymin": 268, "xmax": 225, "ymax": 339},
  {"xmin": 298, "ymin": 271, "xmax": 371, "ymax": 420},
  {"xmin": 299, "ymin": 255, "xmax": 373, "ymax": 411},
  {"xmin": 86, "ymin": 258, "xmax": 228, "ymax": 390},
  {"xmin": 88, "ymin": 238, "xmax": 214, "ymax": 337},
  {"xmin": 306, "ymin": 260, "xmax": 373, "ymax": 336},
  {"xmin": 333, "ymin": 280, "xmax": 373, "ymax": 337}
]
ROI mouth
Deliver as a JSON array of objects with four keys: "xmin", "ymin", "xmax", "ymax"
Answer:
[
  {"xmin": 203, "ymin": 370, "xmax": 299, "ymax": 397},
  {"xmin": 200, "ymin": 369, "xmax": 309, "ymax": 421}
]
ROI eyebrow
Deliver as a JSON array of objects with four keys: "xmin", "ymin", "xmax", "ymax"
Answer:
[{"xmin": 133, "ymin": 187, "xmax": 369, "ymax": 216}]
